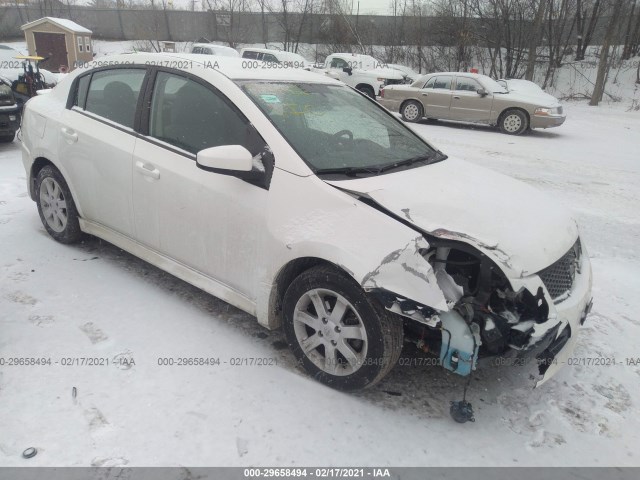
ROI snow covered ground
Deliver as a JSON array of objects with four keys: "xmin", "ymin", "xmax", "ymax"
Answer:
[{"xmin": 1, "ymin": 99, "xmax": 639, "ymax": 467}]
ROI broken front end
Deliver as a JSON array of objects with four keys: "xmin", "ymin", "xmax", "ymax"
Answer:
[{"xmin": 370, "ymin": 233, "xmax": 593, "ymax": 386}]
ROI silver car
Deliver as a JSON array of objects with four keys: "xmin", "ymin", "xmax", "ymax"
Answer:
[{"xmin": 379, "ymin": 72, "xmax": 566, "ymax": 135}]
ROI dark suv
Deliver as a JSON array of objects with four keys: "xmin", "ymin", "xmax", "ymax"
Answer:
[{"xmin": 0, "ymin": 78, "xmax": 21, "ymax": 143}]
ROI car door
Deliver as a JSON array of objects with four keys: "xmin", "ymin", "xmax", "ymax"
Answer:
[
  {"xmin": 132, "ymin": 70, "xmax": 271, "ymax": 299},
  {"xmin": 449, "ymin": 76, "xmax": 493, "ymax": 122},
  {"xmin": 420, "ymin": 75, "xmax": 453, "ymax": 119},
  {"xmin": 58, "ymin": 67, "xmax": 149, "ymax": 237}
]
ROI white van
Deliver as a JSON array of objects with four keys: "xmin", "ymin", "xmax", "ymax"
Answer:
[{"xmin": 190, "ymin": 43, "xmax": 239, "ymax": 58}]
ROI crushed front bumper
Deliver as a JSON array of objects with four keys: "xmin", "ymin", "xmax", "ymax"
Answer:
[{"xmin": 495, "ymin": 243, "xmax": 593, "ymax": 386}]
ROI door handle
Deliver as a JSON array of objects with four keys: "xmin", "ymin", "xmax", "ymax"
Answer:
[
  {"xmin": 421, "ymin": 92, "xmax": 428, "ymax": 96},
  {"xmin": 135, "ymin": 161, "xmax": 160, "ymax": 180},
  {"xmin": 60, "ymin": 127, "xmax": 78, "ymax": 143},
  {"xmin": 453, "ymin": 96, "xmax": 461, "ymax": 99}
]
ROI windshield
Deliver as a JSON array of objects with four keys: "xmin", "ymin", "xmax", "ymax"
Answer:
[
  {"xmin": 240, "ymin": 82, "xmax": 440, "ymax": 174},
  {"xmin": 480, "ymin": 76, "xmax": 508, "ymax": 93}
]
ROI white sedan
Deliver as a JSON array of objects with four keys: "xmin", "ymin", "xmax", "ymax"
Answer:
[{"xmin": 20, "ymin": 53, "xmax": 593, "ymax": 394}]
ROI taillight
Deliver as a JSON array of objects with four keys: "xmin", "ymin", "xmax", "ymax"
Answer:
[{"xmin": 380, "ymin": 88, "xmax": 385, "ymax": 98}]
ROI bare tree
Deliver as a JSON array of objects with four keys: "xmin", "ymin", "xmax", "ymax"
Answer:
[
  {"xmin": 575, "ymin": 0, "xmax": 602, "ymax": 60},
  {"xmin": 590, "ymin": 0, "xmax": 624, "ymax": 105},
  {"xmin": 525, "ymin": 0, "xmax": 547, "ymax": 80}
]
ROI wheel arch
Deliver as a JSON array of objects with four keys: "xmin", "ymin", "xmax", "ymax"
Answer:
[
  {"xmin": 29, "ymin": 156, "xmax": 84, "ymax": 219},
  {"xmin": 265, "ymin": 256, "xmax": 359, "ymax": 330},
  {"xmin": 355, "ymin": 83, "xmax": 376, "ymax": 96},
  {"xmin": 498, "ymin": 106, "xmax": 530, "ymax": 126},
  {"xmin": 399, "ymin": 98, "xmax": 425, "ymax": 117}
]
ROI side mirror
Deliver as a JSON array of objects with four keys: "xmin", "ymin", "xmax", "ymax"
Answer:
[
  {"xmin": 196, "ymin": 145, "xmax": 253, "ymax": 173},
  {"xmin": 342, "ymin": 66, "xmax": 353, "ymax": 75},
  {"xmin": 477, "ymin": 88, "xmax": 488, "ymax": 97}
]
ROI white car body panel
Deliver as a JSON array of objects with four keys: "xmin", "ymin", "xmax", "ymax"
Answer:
[
  {"xmin": 325, "ymin": 158, "xmax": 578, "ymax": 277},
  {"xmin": 20, "ymin": 53, "xmax": 592, "ymax": 390},
  {"xmin": 312, "ymin": 53, "xmax": 404, "ymax": 96}
]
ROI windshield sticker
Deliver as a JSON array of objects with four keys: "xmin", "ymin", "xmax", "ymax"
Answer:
[{"xmin": 260, "ymin": 94, "xmax": 281, "ymax": 104}]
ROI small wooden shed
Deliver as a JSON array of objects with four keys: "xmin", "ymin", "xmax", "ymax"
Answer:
[{"xmin": 21, "ymin": 17, "xmax": 93, "ymax": 72}]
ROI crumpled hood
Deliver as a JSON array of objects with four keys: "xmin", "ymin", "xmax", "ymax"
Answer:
[{"xmin": 325, "ymin": 158, "xmax": 578, "ymax": 277}]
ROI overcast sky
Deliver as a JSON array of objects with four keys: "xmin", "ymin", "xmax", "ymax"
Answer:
[{"xmin": 168, "ymin": 0, "xmax": 394, "ymax": 15}]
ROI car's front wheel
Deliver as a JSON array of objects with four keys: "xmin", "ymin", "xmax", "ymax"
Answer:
[
  {"xmin": 499, "ymin": 109, "xmax": 529, "ymax": 135},
  {"xmin": 283, "ymin": 265, "xmax": 403, "ymax": 391},
  {"xmin": 401, "ymin": 100, "xmax": 423, "ymax": 123},
  {"xmin": 35, "ymin": 165, "xmax": 82, "ymax": 244}
]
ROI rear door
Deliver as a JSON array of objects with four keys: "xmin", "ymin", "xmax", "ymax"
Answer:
[
  {"xmin": 58, "ymin": 67, "xmax": 149, "ymax": 237},
  {"xmin": 421, "ymin": 75, "xmax": 453, "ymax": 119},
  {"xmin": 450, "ymin": 76, "xmax": 493, "ymax": 122},
  {"xmin": 131, "ymin": 70, "xmax": 271, "ymax": 298}
]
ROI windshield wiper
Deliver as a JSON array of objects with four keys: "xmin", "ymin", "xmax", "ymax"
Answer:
[
  {"xmin": 376, "ymin": 151, "xmax": 447, "ymax": 173},
  {"xmin": 315, "ymin": 151, "xmax": 447, "ymax": 177},
  {"xmin": 315, "ymin": 166, "xmax": 382, "ymax": 177}
]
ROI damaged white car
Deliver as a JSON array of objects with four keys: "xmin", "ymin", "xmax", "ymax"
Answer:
[{"xmin": 20, "ymin": 54, "xmax": 593, "ymax": 400}]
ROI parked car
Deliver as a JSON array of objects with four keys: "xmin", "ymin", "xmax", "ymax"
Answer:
[
  {"xmin": 387, "ymin": 63, "xmax": 421, "ymax": 83},
  {"xmin": 379, "ymin": 72, "xmax": 566, "ymax": 134},
  {"xmin": 190, "ymin": 43, "xmax": 240, "ymax": 58},
  {"xmin": 240, "ymin": 48, "xmax": 311, "ymax": 68},
  {"xmin": 497, "ymin": 78, "xmax": 561, "ymax": 105},
  {"xmin": 21, "ymin": 53, "xmax": 592, "ymax": 394},
  {"xmin": 0, "ymin": 76, "xmax": 20, "ymax": 142},
  {"xmin": 311, "ymin": 53, "xmax": 405, "ymax": 98}
]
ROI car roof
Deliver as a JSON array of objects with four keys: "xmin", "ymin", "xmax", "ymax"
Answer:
[
  {"xmin": 192, "ymin": 43, "xmax": 237, "ymax": 51},
  {"xmin": 83, "ymin": 53, "xmax": 336, "ymax": 83}
]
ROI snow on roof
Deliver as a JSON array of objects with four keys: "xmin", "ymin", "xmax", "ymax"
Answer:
[
  {"xmin": 21, "ymin": 17, "xmax": 92, "ymax": 34},
  {"xmin": 90, "ymin": 53, "xmax": 337, "ymax": 84}
]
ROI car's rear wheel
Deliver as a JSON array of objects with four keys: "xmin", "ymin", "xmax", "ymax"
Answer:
[
  {"xmin": 499, "ymin": 109, "xmax": 528, "ymax": 135},
  {"xmin": 36, "ymin": 165, "xmax": 82, "ymax": 244},
  {"xmin": 283, "ymin": 265, "xmax": 403, "ymax": 391},
  {"xmin": 357, "ymin": 85, "xmax": 376, "ymax": 99},
  {"xmin": 401, "ymin": 100, "xmax": 423, "ymax": 123},
  {"xmin": 0, "ymin": 132, "xmax": 15, "ymax": 143}
]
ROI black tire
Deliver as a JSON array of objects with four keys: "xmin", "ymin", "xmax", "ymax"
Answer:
[
  {"xmin": 357, "ymin": 85, "xmax": 376, "ymax": 99},
  {"xmin": 499, "ymin": 109, "xmax": 529, "ymax": 135},
  {"xmin": 0, "ymin": 132, "xmax": 15, "ymax": 143},
  {"xmin": 283, "ymin": 265, "xmax": 403, "ymax": 391},
  {"xmin": 401, "ymin": 100, "xmax": 424, "ymax": 123},
  {"xmin": 35, "ymin": 165, "xmax": 82, "ymax": 244}
]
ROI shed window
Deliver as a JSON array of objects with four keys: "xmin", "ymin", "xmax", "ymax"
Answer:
[
  {"xmin": 78, "ymin": 37, "xmax": 83, "ymax": 52},
  {"xmin": 84, "ymin": 37, "xmax": 91, "ymax": 52}
]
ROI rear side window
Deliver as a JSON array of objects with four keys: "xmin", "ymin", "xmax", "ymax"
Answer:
[
  {"xmin": 192, "ymin": 47, "xmax": 202, "ymax": 54},
  {"xmin": 433, "ymin": 76, "xmax": 452, "ymax": 90},
  {"xmin": 84, "ymin": 69, "xmax": 146, "ymax": 128},
  {"xmin": 263, "ymin": 53, "xmax": 279, "ymax": 63},
  {"xmin": 148, "ymin": 72, "xmax": 265, "ymax": 158}
]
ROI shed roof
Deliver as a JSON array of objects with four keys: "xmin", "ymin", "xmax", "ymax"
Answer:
[{"xmin": 21, "ymin": 17, "xmax": 92, "ymax": 34}]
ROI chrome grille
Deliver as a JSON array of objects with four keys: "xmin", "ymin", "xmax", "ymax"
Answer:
[{"xmin": 538, "ymin": 239, "xmax": 581, "ymax": 300}]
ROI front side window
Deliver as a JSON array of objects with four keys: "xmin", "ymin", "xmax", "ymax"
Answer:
[
  {"xmin": 263, "ymin": 53, "xmax": 279, "ymax": 63},
  {"xmin": 241, "ymin": 82, "xmax": 440, "ymax": 174},
  {"xmin": 243, "ymin": 50, "xmax": 259, "ymax": 59},
  {"xmin": 329, "ymin": 57, "xmax": 348, "ymax": 69},
  {"xmin": 84, "ymin": 69, "xmax": 146, "ymax": 128},
  {"xmin": 433, "ymin": 76, "xmax": 452, "ymax": 90},
  {"xmin": 192, "ymin": 47, "xmax": 202, "ymax": 54},
  {"xmin": 423, "ymin": 77, "xmax": 436, "ymax": 89},
  {"xmin": 148, "ymin": 72, "xmax": 265, "ymax": 158},
  {"xmin": 455, "ymin": 77, "xmax": 481, "ymax": 92}
]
